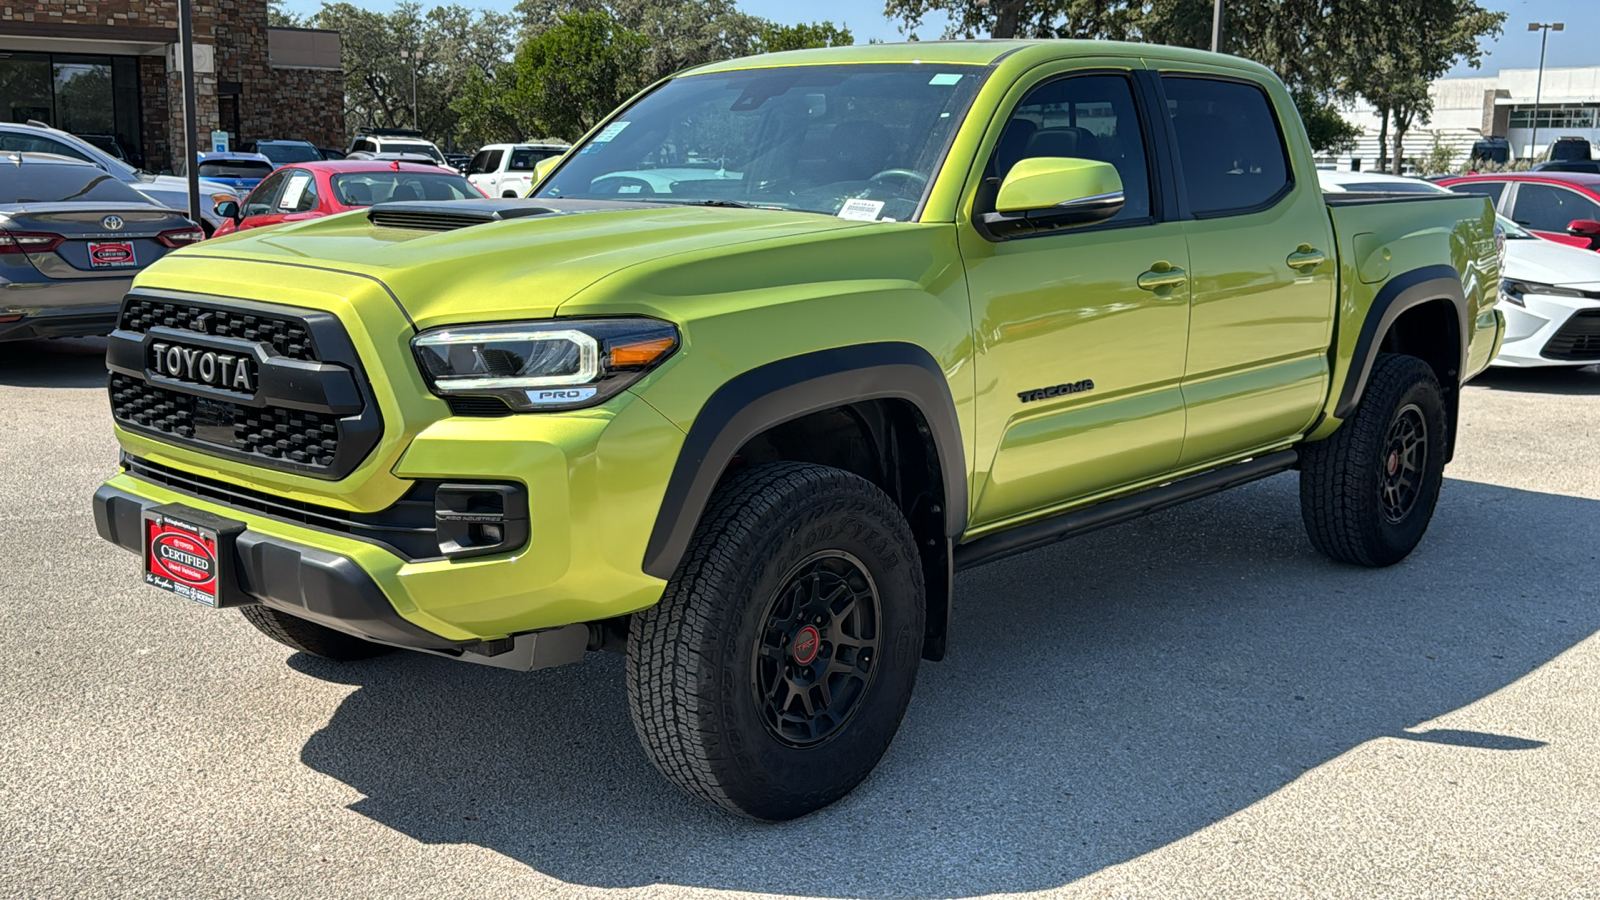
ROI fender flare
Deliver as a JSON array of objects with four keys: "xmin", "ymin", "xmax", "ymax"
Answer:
[
  {"xmin": 641, "ymin": 342, "xmax": 968, "ymax": 581},
  {"xmin": 1333, "ymin": 264, "xmax": 1469, "ymax": 420}
]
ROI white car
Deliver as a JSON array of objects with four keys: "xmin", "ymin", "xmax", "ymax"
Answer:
[
  {"xmin": 466, "ymin": 143, "xmax": 569, "ymax": 198},
  {"xmin": 347, "ymin": 130, "xmax": 452, "ymax": 168},
  {"xmin": 0, "ymin": 121, "xmax": 239, "ymax": 234},
  {"xmin": 1320, "ymin": 170, "xmax": 1600, "ymax": 368}
]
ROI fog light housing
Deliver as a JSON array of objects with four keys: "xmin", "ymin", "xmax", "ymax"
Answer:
[{"xmin": 435, "ymin": 484, "xmax": 528, "ymax": 559}]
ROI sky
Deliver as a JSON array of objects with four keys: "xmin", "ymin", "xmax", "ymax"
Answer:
[{"xmin": 281, "ymin": 0, "xmax": 1598, "ymax": 77}]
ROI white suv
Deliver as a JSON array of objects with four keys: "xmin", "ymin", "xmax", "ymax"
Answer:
[
  {"xmin": 466, "ymin": 143, "xmax": 569, "ymax": 198},
  {"xmin": 346, "ymin": 130, "xmax": 450, "ymax": 168}
]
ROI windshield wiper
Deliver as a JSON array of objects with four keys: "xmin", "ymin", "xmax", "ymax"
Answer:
[{"xmin": 677, "ymin": 199, "xmax": 760, "ymax": 209}]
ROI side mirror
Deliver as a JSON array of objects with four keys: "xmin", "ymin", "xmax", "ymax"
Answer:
[
  {"xmin": 1566, "ymin": 219, "xmax": 1600, "ymax": 237},
  {"xmin": 533, "ymin": 155, "xmax": 561, "ymax": 184},
  {"xmin": 979, "ymin": 157, "xmax": 1124, "ymax": 240},
  {"xmin": 213, "ymin": 200, "xmax": 240, "ymax": 221}
]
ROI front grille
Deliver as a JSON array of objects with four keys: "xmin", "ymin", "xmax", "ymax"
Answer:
[
  {"xmin": 446, "ymin": 396, "xmax": 514, "ymax": 417},
  {"xmin": 124, "ymin": 456, "xmax": 443, "ymax": 560},
  {"xmin": 1543, "ymin": 310, "xmax": 1600, "ymax": 361},
  {"xmin": 108, "ymin": 291, "xmax": 383, "ymax": 479}
]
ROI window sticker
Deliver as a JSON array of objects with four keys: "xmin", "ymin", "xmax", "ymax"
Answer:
[
  {"xmin": 929, "ymin": 73, "xmax": 963, "ymax": 86},
  {"xmin": 278, "ymin": 173, "xmax": 311, "ymax": 211},
  {"xmin": 592, "ymin": 121, "xmax": 630, "ymax": 143},
  {"xmin": 837, "ymin": 198, "xmax": 885, "ymax": 221}
]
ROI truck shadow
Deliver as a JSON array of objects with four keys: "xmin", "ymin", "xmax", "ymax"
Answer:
[
  {"xmin": 295, "ymin": 475, "xmax": 1598, "ymax": 898},
  {"xmin": 1470, "ymin": 364, "xmax": 1600, "ymax": 395},
  {"xmin": 0, "ymin": 338, "xmax": 109, "ymax": 389}
]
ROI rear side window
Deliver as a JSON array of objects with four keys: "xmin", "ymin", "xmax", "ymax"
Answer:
[
  {"xmin": 1162, "ymin": 76, "xmax": 1291, "ymax": 216},
  {"xmin": 991, "ymin": 73, "xmax": 1153, "ymax": 223},
  {"xmin": 0, "ymin": 162, "xmax": 147, "ymax": 203},
  {"xmin": 0, "ymin": 133, "xmax": 94, "ymax": 163},
  {"xmin": 1448, "ymin": 181, "xmax": 1506, "ymax": 207},
  {"xmin": 1511, "ymin": 183, "xmax": 1600, "ymax": 232}
]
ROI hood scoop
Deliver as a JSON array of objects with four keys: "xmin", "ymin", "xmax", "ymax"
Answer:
[{"xmin": 366, "ymin": 198, "xmax": 664, "ymax": 232}]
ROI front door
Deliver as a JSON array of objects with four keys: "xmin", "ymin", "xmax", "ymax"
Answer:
[
  {"xmin": 961, "ymin": 65, "xmax": 1191, "ymax": 528},
  {"xmin": 1508, "ymin": 180, "xmax": 1600, "ymax": 248},
  {"xmin": 1152, "ymin": 67, "xmax": 1337, "ymax": 466}
]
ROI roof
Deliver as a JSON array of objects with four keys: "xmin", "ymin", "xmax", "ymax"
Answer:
[
  {"xmin": 1445, "ymin": 172, "xmax": 1600, "ymax": 187},
  {"xmin": 688, "ymin": 39, "xmax": 1271, "ymax": 77},
  {"xmin": 272, "ymin": 160, "xmax": 464, "ymax": 174}
]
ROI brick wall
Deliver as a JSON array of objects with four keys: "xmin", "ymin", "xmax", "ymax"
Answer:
[{"xmin": 270, "ymin": 68, "xmax": 347, "ymax": 150}]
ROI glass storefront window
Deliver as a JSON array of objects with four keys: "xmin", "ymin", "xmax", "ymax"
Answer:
[
  {"xmin": 54, "ymin": 57, "xmax": 116, "ymax": 136},
  {"xmin": 0, "ymin": 51, "xmax": 142, "ymax": 168},
  {"xmin": 1508, "ymin": 106, "xmax": 1599, "ymax": 129},
  {"xmin": 0, "ymin": 53, "xmax": 53, "ymax": 124}
]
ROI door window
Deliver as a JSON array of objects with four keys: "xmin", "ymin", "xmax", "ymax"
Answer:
[
  {"xmin": 1448, "ymin": 180, "xmax": 1506, "ymax": 208},
  {"xmin": 275, "ymin": 170, "xmax": 318, "ymax": 213},
  {"xmin": 1510, "ymin": 183, "xmax": 1600, "ymax": 232},
  {"xmin": 1162, "ymin": 76, "xmax": 1291, "ymax": 216},
  {"xmin": 0, "ymin": 132, "xmax": 94, "ymax": 163},
  {"xmin": 466, "ymin": 151, "xmax": 491, "ymax": 175},
  {"xmin": 483, "ymin": 149, "xmax": 505, "ymax": 173},
  {"xmin": 989, "ymin": 73, "xmax": 1153, "ymax": 223},
  {"xmin": 241, "ymin": 170, "xmax": 290, "ymax": 217}
]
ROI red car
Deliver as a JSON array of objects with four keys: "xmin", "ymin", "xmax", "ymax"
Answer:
[
  {"xmin": 1439, "ymin": 172, "xmax": 1600, "ymax": 251},
  {"xmin": 212, "ymin": 160, "xmax": 486, "ymax": 237}
]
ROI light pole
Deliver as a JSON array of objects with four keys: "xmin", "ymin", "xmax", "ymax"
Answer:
[
  {"xmin": 399, "ymin": 49, "xmax": 419, "ymax": 131},
  {"xmin": 1527, "ymin": 22, "xmax": 1563, "ymax": 162},
  {"xmin": 1211, "ymin": 0, "xmax": 1223, "ymax": 52}
]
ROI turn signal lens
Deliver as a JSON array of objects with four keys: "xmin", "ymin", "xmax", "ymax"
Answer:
[{"xmin": 608, "ymin": 336, "xmax": 677, "ymax": 369}]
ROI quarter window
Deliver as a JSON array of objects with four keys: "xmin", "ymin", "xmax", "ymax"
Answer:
[
  {"xmin": 1162, "ymin": 76, "xmax": 1291, "ymax": 216},
  {"xmin": 990, "ymin": 73, "xmax": 1153, "ymax": 223},
  {"xmin": 1510, "ymin": 183, "xmax": 1600, "ymax": 233}
]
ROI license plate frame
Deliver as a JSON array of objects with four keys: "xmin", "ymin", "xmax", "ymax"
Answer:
[
  {"xmin": 142, "ymin": 504, "xmax": 246, "ymax": 608},
  {"xmin": 88, "ymin": 241, "xmax": 137, "ymax": 268}
]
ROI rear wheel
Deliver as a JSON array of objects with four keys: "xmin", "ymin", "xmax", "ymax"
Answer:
[
  {"xmin": 627, "ymin": 462, "xmax": 925, "ymax": 820},
  {"xmin": 1299, "ymin": 353, "xmax": 1448, "ymax": 566},
  {"xmin": 239, "ymin": 605, "xmax": 394, "ymax": 661}
]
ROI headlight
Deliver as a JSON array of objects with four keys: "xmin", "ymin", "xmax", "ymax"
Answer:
[
  {"xmin": 1500, "ymin": 278, "xmax": 1588, "ymax": 308},
  {"xmin": 412, "ymin": 318, "xmax": 679, "ymax": 412}
]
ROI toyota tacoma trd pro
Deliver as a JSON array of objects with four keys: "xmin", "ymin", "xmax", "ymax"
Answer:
[{"xmin": 92, "ymin": 41, "xmax": 1505, "ymax": 820}]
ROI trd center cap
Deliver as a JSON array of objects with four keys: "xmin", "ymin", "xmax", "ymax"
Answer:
[
  {"xmin": 792, "ymin": 625, "xmax": 821, "ymax": 665},
  {"xmin": 1387, "ymin": 450, "xmax": 1400, "ymax": 476}
]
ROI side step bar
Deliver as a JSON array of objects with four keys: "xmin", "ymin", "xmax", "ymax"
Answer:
[{"xmin": 953, "ymin": 450, "xmax": 1299, "ymax": 571}]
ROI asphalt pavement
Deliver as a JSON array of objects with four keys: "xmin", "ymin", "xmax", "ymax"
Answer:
[{"xmin": 2, "ymin": 338, "xmax": 1598, "ymax": 899}]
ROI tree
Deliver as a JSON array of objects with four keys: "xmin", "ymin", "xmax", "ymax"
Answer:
[
  {"xmin": 755, "ymin": 20, "xmax": 854, "ymax": 53},
  {"xmin": 1293, "ymin": 89, "xmax": 1361, "ymax": 155},
  {"xmin": 267, "ymin": 0, "xmax": 305, "ymax": 27}
]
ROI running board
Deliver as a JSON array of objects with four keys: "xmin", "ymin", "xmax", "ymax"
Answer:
[{"xmin": 953, "ymin": 450, "xmax": 1299, "ymax": 571}]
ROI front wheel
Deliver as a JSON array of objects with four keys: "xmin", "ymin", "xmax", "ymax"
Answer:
[
  {"xmin": 1299, "ymin": 353, "xmax": 1448, "ymax": 566},
  {"xmin": 627, "ymin": 462, "xmax": 925, "ymax": 820}
]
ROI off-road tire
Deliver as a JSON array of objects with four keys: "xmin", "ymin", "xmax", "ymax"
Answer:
[
  {"xmin": 627, "ymin": 462, "xmax": 926, "ymax": 820},
  {"xmin": 239, "ymin": 605, "xmax": 395, "ymax": 661},
  {"xmin": 1300, "ymin": 353, "xmax": 1448, "ymax": 566}
]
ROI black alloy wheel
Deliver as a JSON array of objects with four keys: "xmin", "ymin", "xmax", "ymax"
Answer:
[
  {"xmin": 752, "ymin": 551, "xmax": 881, "ymax": 748},
  {"xmin": 1380, "ymin": 403, "xmax": 1428, "ymax": 523}
]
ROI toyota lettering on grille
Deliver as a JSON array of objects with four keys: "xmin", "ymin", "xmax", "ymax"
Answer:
[{"xmin": 149, "ymin": 341, "xmax": 256, "ymax": 393}]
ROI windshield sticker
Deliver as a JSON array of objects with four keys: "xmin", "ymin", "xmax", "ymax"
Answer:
[
  {"xmin": 929, "ymin": 73, "xmax": 964, "ymax": 86},
  {"xmin": 838, "ymin": 198, "xmax": 886, "ymax": 221},
  {"xmin": 592, "ymin": 121, "xmax": 630, "ymax": 143},
  {"xmin": 278, "ymin": 174, "xmax": 311, "ymax": 211}
]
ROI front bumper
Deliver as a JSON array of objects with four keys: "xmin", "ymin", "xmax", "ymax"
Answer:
[{"xmin": 1493, "ymin": 295, "xmax": 1600, "ymax": 367}]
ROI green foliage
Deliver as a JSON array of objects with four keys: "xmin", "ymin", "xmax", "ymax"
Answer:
[
  {"xmin": 1422, "ymin": 135, "xmax": 1457, "ymax": 175},
  {"xmin": 755, "ymin": 20, "xmax": 854, "ymax": 53},
  {"xmin": 1292, "ymin": 90, "xmax": 1361, "ymax": 154}
]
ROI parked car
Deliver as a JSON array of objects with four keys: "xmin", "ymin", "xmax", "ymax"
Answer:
[
  {"xmin": 1470, "ymin": 136, "xmax": 1513, "ymax": 168},
  {"xmin": 1548, "ymin": 136, "xmax": 1592, "ymax": 163},
  {"xmin": 465, "ymin": 143, "xmax": 569, "ymax": 197},
  {"xmin": 345, "ymin": 150, "xmax": 454, "ymax": 169},
  {"xmin": 93, "ymin": 41, "xmax": 1503, "ymax": 821},
  {"xmin": 444, "ymin": 152, "xmax": 471, "ymax": 173},
  {"xmin": 210, "ymin": 160, "xmax": 485, "ymax": 237},
  {"xmin": 0, "ymin": 121, "xmax": 238, "ymax": 234},
  {"xmin": 0, "ymin": 154, "xmax": 202, "ymax": 342},
  {"xmin": 77, "ymin": 132, "xmax": 140, "ymax": 168},
  {"xmin": 251, "ymin": 140, "xmax": 322, "ymax": 167},
  {"xmin": 1321, "ymin": 170, "xmax": 1600, "ymax": 368},
  {"xmin": 316, "ymin": 146, "xmax": 347, "ymax": 161},
  {"xmin": 195, "ymin": 152, "xmax": 275, "ymax": 195},
  {"xmin": 346, "ymin": 127, "xmax": 449, "ymax": 167},
  {"xmin": 1532, "ymin": 160, "xmax": 1600, "ymax": 175},
  {"xmin": 1440, "ymin": 172, "xmax": 1600, "ymax": 250}
]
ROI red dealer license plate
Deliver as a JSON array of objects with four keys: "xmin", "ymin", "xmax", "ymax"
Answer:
[
  {"xmin": 143, "ymin": 506, "xmax": 240, "ymax": 607},
  {"xmin": 88, "ymin": 241, "xmax": 137, "ymax": 268}
]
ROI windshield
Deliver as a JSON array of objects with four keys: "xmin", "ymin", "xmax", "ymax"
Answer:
[
  {"xmin": 537, "ymin": 63, "xmax": 986, "ymax": 221},
  {"xmin": 1498, "ymin": 215, "xmax": 1535, "ymax": 239},
  {"xmin": 257, "ymin": 143, "xmax": 321, "ymax": 164},
  {"xmin": 199, "ymin": 160, "xmax": 273, "ymax": 179},
  {"xmin": 383, "ymin": 142, "xmax": 446, "ymax": 163},
  {"xmin": 331, "ymin": 171, "xmax": 479, "ymax": 205},
  {"xmin": 0, "ymin": 163, "xmax": 152, "ymax": 204}
]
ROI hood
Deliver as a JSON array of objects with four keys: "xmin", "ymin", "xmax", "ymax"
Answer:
[
  {"xmin": 1504, "ymin": 236, "xmax": 1600, "ymax": 289},
  {"xmin": 180, "ymin": 199, "xmax": 872, "ymax": 324}
]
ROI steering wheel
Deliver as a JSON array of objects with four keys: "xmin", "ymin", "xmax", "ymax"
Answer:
[{"xmin": 868, "ymin": 169, "xmax": 928, "ymax": 189}]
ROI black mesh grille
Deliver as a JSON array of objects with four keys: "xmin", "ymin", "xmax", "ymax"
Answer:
[
  {"xmin": 118, "ymin": 297, "xmax": 317, "ymax": 361},
  {"xmin": 110, "ymin": 375, "xmax": 340, "ymax": 467},
  {"xmin": 1543, "ymin": 310, "xmax": 1600, "ymax": 361}
]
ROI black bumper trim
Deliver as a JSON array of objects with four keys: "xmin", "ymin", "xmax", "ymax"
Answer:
[{"xmin": 93, "ymin": 483, "xmax": 468, "ymax": 652}]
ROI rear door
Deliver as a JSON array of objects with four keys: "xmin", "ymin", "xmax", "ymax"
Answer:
[
  {"xmin": 1151, "ymin": 65, "xmax": 1337, "ymax": 466},
  {"xmin": 1507, "ymin": 180, "xmax": 1600, "ymax": 248}
]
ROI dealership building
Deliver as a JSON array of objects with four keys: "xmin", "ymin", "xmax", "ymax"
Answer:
[
  {"xmin": 1326, "ymin": 65, "xmax": 1600, "ymax": 170},
  {"xmin": 1, "ymin": 1, "xmax": 343, "ymax": 173}
]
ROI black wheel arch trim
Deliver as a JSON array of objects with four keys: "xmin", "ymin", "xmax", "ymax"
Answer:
[
  {"xmin": 1333, "ymin": 263, "xmax": 1468, "ymax": 421},
  {"xmin": 641, "ymin": 342, "xmax": 968, "ymax": 582}
]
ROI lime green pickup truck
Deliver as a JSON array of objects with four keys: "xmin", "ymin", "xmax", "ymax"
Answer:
[{"xmin": 92, "ymin": 41, "xmax": 1503, "ymax": 820}]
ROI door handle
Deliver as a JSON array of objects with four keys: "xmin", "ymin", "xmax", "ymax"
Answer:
[
  {"xmin": 1287, "ymin": 244, "xmax": 1327, "ymax": 273},
  {"xmin": 1137, "ymin": 264, "xmax": 1187, "ymax": 292}
]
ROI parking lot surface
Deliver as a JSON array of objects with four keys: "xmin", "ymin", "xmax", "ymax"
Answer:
[{"xmin": 2, "ymin": 338, "xmax": 1598, "ymax": 899}]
